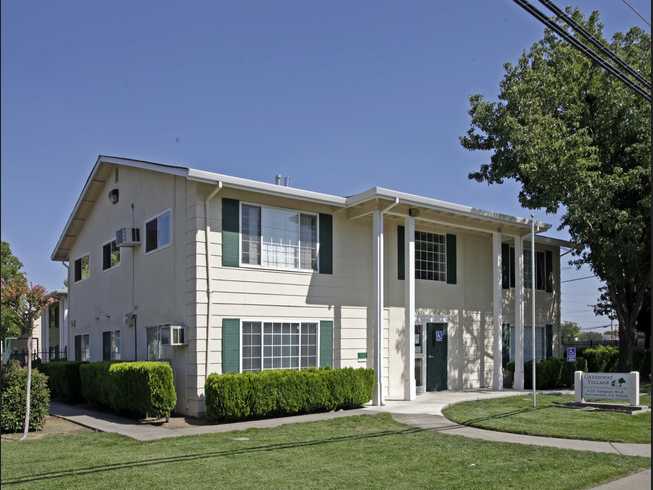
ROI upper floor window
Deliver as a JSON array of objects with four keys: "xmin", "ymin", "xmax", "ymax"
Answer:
[
  {"xmin": 415, "ymin": 230, "xmax": 446, "ymax": 282},
  {"xmin": 241, "ymin": 204, "xmax": 318, "ymax": 271},
  {"xmin": 145, "ymin": 209, "xmax": 172, "ymax": 253},
  {"xmin": 523, "ymin": 249, "xmax": 546, "ymax": 290},
  {"xmin": 102, "ymin": 240, "xmax": 121, "ymax": 270},
  {"xmin": 73, "ymin": 255, "xmax": 90, "ymax": 282}
]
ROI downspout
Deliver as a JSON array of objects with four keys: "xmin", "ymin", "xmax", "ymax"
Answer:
[
  {"xmin": 62, "ymin": 261, "xmax": 70, "ymax": 360},
  {"xmin": 205, "ymin": 182, "xmax": 223, "ymax": 380}
]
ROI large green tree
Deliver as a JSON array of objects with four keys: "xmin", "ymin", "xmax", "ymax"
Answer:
[
  {"xmin": 460, "ymin": 9, "xmax": 650, "ymax": 370},
  {"xmin": 1, "ymin": 241, "xmax": 25, "ymax": 341}
]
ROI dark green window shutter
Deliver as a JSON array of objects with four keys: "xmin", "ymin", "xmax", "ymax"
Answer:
[
  {"xmin": 545, "ymin": 250, "xmax": 553, "ymax": 292},
  {"xmin": 397, "ymin": 225, "xmax": 405, "ymax": 280},
  {"xmin": 222, "ymin": 198, "xmax": 240, "ymax": 267},
  {"xmin": 319, "ymin": 320, "xmax": 333, "ymax": 367},
  {"xmin": 446, "ymin": 234, "xmax": 457, "ymax": 284},
  {"xmin": 319, "ymin": 214, "xmax": 333, "ymax": 274},
  {"xmin": 501, "ymin": 243, "xmax": 510, "ymax": 289},
  {"xmin": 509, "ymin": 247, "xmax": 516, "ymax": 288},
  {"xmin": 222, "ymin": 318, "xmax": 240, "ymax": 373},
  {"xmin": 545, "ymin": 324, "xmax": 553, "ymax": 358}
]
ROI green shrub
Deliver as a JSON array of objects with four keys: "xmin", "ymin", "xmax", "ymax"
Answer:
[
  {"xmin": 40, "ymin": 361, "xmax": 84, "ymax": 403},
  {"xmin": 205, "ymin": 368, "xmax": 375, "ymax": 422},
  {"xmin": 80, "ymin": 362, "xmax": 176, "ymax": 419},
  {"xmin": 1, "ymin": 362, "xmax": 50, "ymax": 433},
  {"xmin": 583, "ymin": 345, "xmax": 619, "ymax": 372},
  {"xmin": 562, "ymin": 356, "xmax": 587, "ymax": 387},
  {"xmin": 524, "ymin": 358, "xmax": 566, "ymax": 389}
]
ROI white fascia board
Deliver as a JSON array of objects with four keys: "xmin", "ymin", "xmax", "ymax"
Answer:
[
  {"xmin": 346, "ymin": 186, "xmax": 551, "ymax": 231},
  {"xmin": 188, "ymin": 168, "xmax": 347, "ymax": 207}
]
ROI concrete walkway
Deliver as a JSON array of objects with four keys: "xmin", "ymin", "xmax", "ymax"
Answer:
[
  {"xmin": 50, "ymin": 402, "xmax": 369, "ymax": 442},
  {"xmin": 590, "ymin": 470, "xmax": 651, "ymax": 490},
  {"xmin": 51, "ymin": 390, "xmax": 649, "ymax": 457}
]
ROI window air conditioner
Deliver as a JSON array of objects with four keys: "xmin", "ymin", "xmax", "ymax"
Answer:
[
  {"xmin": 160, "ymin": 325, "xmax": 186, "ymax": 346},
  {"xmin": 115, "ymin": 227, "xmax": 141, "ymax": 247}
]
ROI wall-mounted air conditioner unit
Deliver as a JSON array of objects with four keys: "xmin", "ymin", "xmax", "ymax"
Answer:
[
  {"xmin": 160, "ymin": 325, "xmax": 186, "ymax": 346},
  {"xmin": 115, "ymin": 227, "xmax": 141, "ymax": 247}
]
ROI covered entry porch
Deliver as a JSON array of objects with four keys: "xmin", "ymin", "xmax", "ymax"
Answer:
[{"xmin": 345, "ymin": 188, "xmax": 562, "ymax": 405}]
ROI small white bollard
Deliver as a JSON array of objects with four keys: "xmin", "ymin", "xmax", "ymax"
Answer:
[{"xmin": 574, "ymin": 371, "xmax": 584, "ymax": 403}]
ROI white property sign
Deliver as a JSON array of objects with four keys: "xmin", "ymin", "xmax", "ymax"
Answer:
[{"xmin": 575, "ymin": 371, "xmax": 640, "ymax": 406}]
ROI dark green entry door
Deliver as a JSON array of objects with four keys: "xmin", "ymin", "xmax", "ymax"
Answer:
[{"xmin": 426, "ymin": 323, "xmax": 448, "ymax": 391}]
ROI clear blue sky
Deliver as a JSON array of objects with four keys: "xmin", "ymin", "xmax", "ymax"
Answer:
[{"xmin": 2, "ymin": 1, "xmax": 650, "ymax": 330}]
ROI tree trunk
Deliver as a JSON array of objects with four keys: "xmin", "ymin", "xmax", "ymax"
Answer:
[{"xmin": 21, "ymin": 336, "xmax": 32, "ymax": 440}]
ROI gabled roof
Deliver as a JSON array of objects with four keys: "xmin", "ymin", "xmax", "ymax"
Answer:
[{"xmin": 51, "ymin": 155, "xmax": 565, "ymax": 261}]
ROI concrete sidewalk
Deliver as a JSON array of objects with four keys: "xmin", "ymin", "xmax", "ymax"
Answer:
[
  {"xmin": 389, "ymin": 413, "xmax": 651, "ymax": 457},
  {"xmin": 590, "ymin": 470, "xmax": 651, "ymax": 490},
  {"xmin": 50, "ymin": 402, "xmax": 368, "ymax": 442}
]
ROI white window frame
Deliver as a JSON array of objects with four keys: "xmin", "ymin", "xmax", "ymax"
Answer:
[
  {"xmin": 238, "ymin": 202, "xmax": 320, "ymax": 273},
  {"xmin": 238, "ymin": 318, "xmax": 321, "ymax": 373},
  {"xmin": 102, "ymin": 330, "xmax": 121, "ymax": 360},
  {"xmin": 75, "ymin": 333, "xmax": 90, "ymax": 362},
  {"xmin": 101, "ymin": 238, "xmax": 121, "ymax": 271},
  {"xmin": 73, "ymin": 253, "xmax": 91, "ymax": 283},
  {"xmin": 414, "ymin": 229, "xmax": 447, "ymax": 283},
  {"xmin": 144, "ymin": 208, "xmax": 173, "ymax": 255}
]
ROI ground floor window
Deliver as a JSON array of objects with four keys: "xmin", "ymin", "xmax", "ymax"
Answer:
[
  {"xmin": 74, "ymin": 334, "xmax": 90, "ymax": 361},
  {"xmin": 102, "ymin": 330, "xmax": 121, "ymax": 361},
  {"xmin": 508, "ymin": 325, "xmax": 547, "ymax": 363},
  {"xmin": 242, "ymin": 321, "xmax": 318, "ymax": 371}
]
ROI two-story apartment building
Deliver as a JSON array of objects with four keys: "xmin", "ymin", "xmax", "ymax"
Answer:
[{"xmin": 51, "ymin": 156, "xmax": 568, "ymax": 416}]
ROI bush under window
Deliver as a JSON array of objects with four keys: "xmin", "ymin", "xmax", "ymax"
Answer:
[
  {"xmin": 40, "ymin": 361, "xmax": 84, "ymax": 403},
  {"xmin": 205, "ymin": 367, "xmax": 375, "ymax": 422}
]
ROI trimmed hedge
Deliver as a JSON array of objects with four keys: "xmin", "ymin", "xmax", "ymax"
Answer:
[
  {"xmin": 205, "ymin": 367, "xmax": 375, "ymax": 422},
  {"xmin": 1, "ymin": 361, "xmax": 50, "ymax": 433},
  {"xmin": 40, "ymin": 361, "xmax": 84, "ymax": 403},
  {"xmin": 506, "ymin": 357, "xmax": 587, "ymax": 389},
  {"xmin": 80, "ymin": 362, "xmax": 176, "ymax": 419},
  {"xmin": 583, "ymin": 345, "xmax": 619, "ymax": 373}
]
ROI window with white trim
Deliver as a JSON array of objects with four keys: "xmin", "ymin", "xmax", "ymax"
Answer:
[
  {"xmin": 242, "ymin": 321, "xmax": 318, "ymax": 371},
  {"xmin": 241, "ymin": 204, "xmax": 318, "ymax": 271},
  {"xmin": 145, "ymin": 210, "xmax": 172, "ymax": 253},
  {"xmin": 102, "ymin": 240, "xmax": 121, "ymax": 270},
  {"xmin": 74, "ymin": 255, "xmax": 90, "ymax": 282},
  {"xmin": 415, "ymin": 230, "xmax": 446, "ymax": 281},
  {"xmin": 509, "ymin": 325, "xmax": 546, "ymax": 363},
  {"xmin": 74, "ymin": 334, "xmax": 90, "ymax": 361},
  {"xmin": 102, "ymin": 330, "xmax": 121, "ymax": 361}
]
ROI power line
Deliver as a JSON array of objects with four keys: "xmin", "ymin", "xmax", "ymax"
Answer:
[
  {"xmin": 620, "ymin": 0, "xmax": 651, "ymax": 28},
  {"xmin": 539, "ymin": 0, "xmax": 651, "ymax": 89},
  {"xmin": 561, "ymin": 275, "xmax": 596, "ymax": 283},
  {"xmin": 512, "ymin": 0, "xmax": 651, "ymax": 102}
]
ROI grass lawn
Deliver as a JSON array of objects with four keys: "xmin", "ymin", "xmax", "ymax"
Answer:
[
  {"xmin": 444, "ymin": 392, "xmax": 651, "ymax": 444},
  {"xmin": 1, "ymin": 414, "xmax": 649, "ymax": 489}
]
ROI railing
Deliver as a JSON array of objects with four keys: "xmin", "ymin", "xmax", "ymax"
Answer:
[{"xmin": 3, "ymin": 347, "xmax": 68, "ymax": 366}]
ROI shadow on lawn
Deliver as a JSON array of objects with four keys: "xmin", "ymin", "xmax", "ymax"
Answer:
[
  {"xmin": 2, "ymin": 426, "xmax": 432, "ymax": 485},
  {"xmin": 456, "ymin": 403, "xmax": 555, "ymax": 427}
]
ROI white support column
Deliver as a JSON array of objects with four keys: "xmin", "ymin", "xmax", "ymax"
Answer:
[
  {"xmin": 404, "ymin": 215, "xmax": 416, "ymax": 400},
  {"xmin": 372, "ymin": 209, "xmax": 385, "ymax": 405},
  {"xmin": 513, "ymin": 235, "xmax": 525, "ymax": 390},
  {"xmin": 492, "ymin": 232, "xmax": 503, "ymax": 390}
]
